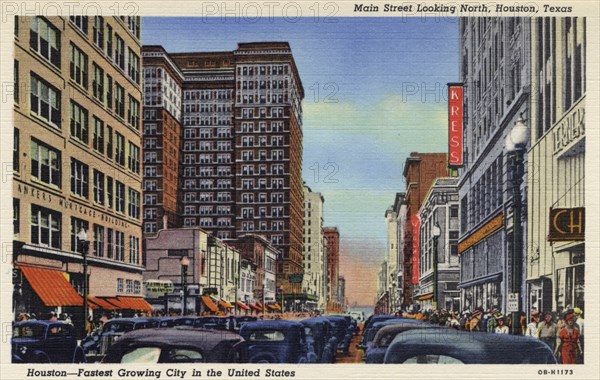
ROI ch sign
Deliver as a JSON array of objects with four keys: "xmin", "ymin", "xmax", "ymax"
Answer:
[{"xmin": 448, "ymin": 83, "xmax": 464, "ymax": 167}]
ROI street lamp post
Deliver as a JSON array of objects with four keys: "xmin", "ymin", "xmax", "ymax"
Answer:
[
  {"xmin": 234, "ymin": 273, "xmax": 239, "ymax": 315},
  {"xmin": 262, "ymin": 279, "xmax": 266, "ymax": 316},
  {"xmin": 180, "ymin": 256, "xmax": 189, "ymax": 316},
  {"xmin": 505, "ymin": 115, "xmax": 529, "ymax": 335},
  {"xmin": 76, "ymin": 228, "xmax": 89, "ymax": 336},
  {"xmin": 431, "ymin": 223, "xmax": 441, "ymax": 311},
  {"xmin": 280, "ymin": 285, "xmax": 284, "ymax": 314}
]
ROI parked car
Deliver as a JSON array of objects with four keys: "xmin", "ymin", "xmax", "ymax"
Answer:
[
  {"xmin": 322, "ymin": 315, "xmax": 353, "ymax": 354},
  {"xmin": 233, "ymin": 316, "xmax": 258, "ymax": 333},
  {"xmin": 81, "ymin": 317, "xmax": 158, "ymax": 361},
  {"xmin": 172, "ymin": 316, "xmax": 201, "ymax": 327},
  {"xmin": 12, "ymin": 321, "xmax": 86, "ymax": 363},
  {"xmin": 194, "ymin": 316, "xmax": 236, "ymax": 331},
  {"xmin": 384, "ymin": 329, "xmax": 558, "ymax": 364},
  {"xmin": 239, "ymin": 320, "xmax": 309, "ymax": 363},
  {"xmin": 102, "ymin": 327, "xmax": 245, "ymax": 363},
  {"xmin": 361, "ymin": 318, "xmax": 424, "ymax": 353},
  {"xmin": 360, "ymin": 314, "xmax": 400, "ymax": 347},
  {"xmin": 300, "ymin": 317, "xmax": 336, "ymax": 363},
  {"xmin": 365, "ymin": 323, "xmax": 443, "ymax": 363}
]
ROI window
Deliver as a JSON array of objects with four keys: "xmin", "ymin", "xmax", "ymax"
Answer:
[
  {"xmin": 14, "ymin": 199, "xmax": 20, "ymax": 235},
  {"xmin": 30, "ymin": 74, "xmax": 61, "ymax": 127},
  {"xmin": 69, "ymin": 16, "xmax": 88, "ymax": 33},
  {"xmin": 92, "ymin": 64, "xmax": 104, "ymax": 102},
  {"xmin": 450, "ymin": 205, "xmax": 459, "ymax": 218},
  {"xmin": 115, "ymin": 83, "xmax": 125, "ymax": 118},
  {"xmin": 70, "ymin": 159, "xmax": 89, "ymax": 198},
  {"xmin": 30, "ymin": 17, "xmax": 60, "ymax": 67},
  {"xmin": 70, "ymin": 100, "xmax": 88, "ymax": 143},
  {"xmin": 70, "ymin": 217, "xmax": 89, "ymax": 253},
  {"xmin": 134, "ymin": 281, "xmax": 141, "ymax": 294},
  {"xmin": 126, "ymin": 279, "xmax": 132, "ymax": 293},
  {"xmin": 106, "ymin": 126, "xmax": 113, "ymax": 158},
  {"xmin": 93, "ymin": 169, "xmax": 104, "ymax": 205},
  {"xmin": 70, "ymin": 43, "xmax": 88, "ymax": 88},
  {"xmin": 115, "ymin": 132, "xmax": 125, "ymax": 166},
  {"xmin": 128, "ymin": 95, "xmax": 140, "ymax": 129},
  {"xmin": 128, "ymin": 188, "xmax": 140, "ymax": 219},
  {"xmin": 107, "ymin": 228, "xmax": 114, "ymax": 258},
  {"xmin": 93, "ymin": 117, "xmax": 104, "ymax": 153},
  {"xmin": 127, "ymin": 48, "xmax": 140, "ymax": 84},
  {"xmin": 115, "ymin": 34, "xmax": 125, "ymax": 69},
  {"xmin": 106, "ymin": 75, "xmax": 113, "ymax": 109},
  {"xmin": 115, "ymin": 181, "xmax": 125, "ymax": 213},
  {"xmin": 128, "ymin": 142, "xmax": 140, "ymax": 174},
  {"xmin": 30, "ymin": 139, "xmax": 61, "ymax": 187},
  {"xmin": 129, "ymin": 235, "xmax": 140, "ymax": 264},
  {"xmin": 117, "ymin": 278, "xmax": 123, "ymax": 292},
  {"xmin": 127, "ymin": 16, "xmax": 141, "ymax": 39},
  {"xmin": 106, "ymin": 176, "xmax": 113, "ymax": 209},
  {"xmin": 106, "ymin": 24, "xmax": 113, "ymax": 57},
  {"xmin": 115, "ymin": 231, "xmax": 125, "ymax": 261},
  {"xmin": 31, "ymin": 205, "xmax": 61, "ymax": 248},
  {"xmin": 13, "ymin": 128, "xmax": 19, "ymax": 172},
  {"xmin": 93, "ymin": 224, "xmax": 104, "ymax": 257},
  {"xmin": 93, "ymin": 16, "xmax": 104, "ymax": 48},
  {"xmin": 14, "ymin": 60, "xmax": 19, "ymax": 103}
]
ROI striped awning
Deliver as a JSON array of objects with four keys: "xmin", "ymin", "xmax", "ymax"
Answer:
[
  {"xmin": 250, "ymin": 303, "xmax": 262, "ymax": 311},
  {"xmin": 201, "ymin": 296, "xmax": 219, "ymax": 312},
  {"xmin": 236, "ymin": 301, "xmax": 250, "ymax": 310},
  {"xmin": 20, "ymin": 265, "xmax": 83, "ymax": 307},
  {"xmin": 268, "ymin": 303, "xmax": 281, "ymax": 310},
  {"xmin": 218, "ymin": 299, "xmax": 234, "ymax": 309},
  {"xmin": 417, "ymin": 293, "xmax": 434, "ymax": 301},
  {"xmin": 87, "ymin": 296, "xmax": 118, "ymax": 310},
  {"xmin": 117, "ymin": 297, "xmax": 153, "ymax": 311}
]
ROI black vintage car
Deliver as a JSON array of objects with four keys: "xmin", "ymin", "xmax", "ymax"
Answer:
[
  {"xmin": 300, "ymin": 317, "xmax": 336, "ymax": 363},
  {"xmin": 81, "ymin": 317, "xmax": 158, "ymax": 361},
  {"xmin": 239, "ymin": 320, "xmax": 309, "ymax": 364},
  {"xmin": 384, "ymin": 329, "xmax": 558, "ymax": 364},
  {"xmin": 12, "ymin": 321, "xmax": 86, "ymax": 363},
  {"xmin": 101, "ymin": 327, "xmax": 245, "ymax": 363}
]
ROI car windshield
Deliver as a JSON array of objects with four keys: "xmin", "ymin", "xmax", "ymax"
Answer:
[
  {"xmin": 248, "ymin": 330, "xmax": 285, "ymax": 341},
  {"xmin": 105, "ymin": 322, "xmax": 134, "ymax": 333},
  {"xmin": 13, "ymin": 325, "xmax": 45, "ymax": 338},
  {"xmin": 121, "ymin": 347, "xmax": 161, "ymax": 363},
  {"xmin": 403, "ymin": 355, "xmax": 464, "ymax": 364},
  {"xmin": 121, "ymin": 347, "xmax": 205, "ymax": 364}
]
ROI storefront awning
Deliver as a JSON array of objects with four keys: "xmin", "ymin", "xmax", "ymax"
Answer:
[
  {"xmin": 117, "ymin": 297, "xmax": 153, "ymax": 311},
  {"xmin": 417, "ymin": 293, "xmax": 433, "ymax": 301},
  {"xmin": 201, "ymin": 296, "xmax": 219, "ymax": 312},
  {"xmin": 250, "ymin": 303, "xmax": 262, "ymax": 311},
  {"xmin": 20, "ymin": 265, "xmax": 83, "ymax": 307},
  {"xmin": 218, "ymin": 299, "xmax": 233, "ymax": 309},
  {"xmin": 236, "ymin": 301, "xmax": 250, "ymax": 310},
  {"xmin": 101, "ymin": 297, "xmax": 126, "ymax": 309},
  {"xmin": 268, "ymin": 303, "xmax": 281, "ymax": 310},
  {"xmin": 87, "ymin": 296, "xmax": 118, "ymax": 310}
]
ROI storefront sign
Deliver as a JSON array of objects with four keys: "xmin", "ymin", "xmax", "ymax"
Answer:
[
  {"xmin": 448, "ymin": 83, "xmax": 464, "ymax": 167},
  {"xmin": 458, "ymin": 212, "xmax": 503, "ymax": 254},
  {"xmin": 411, "ymin": 215, "xmax": 421, "ymax": 285},
  {"xmin": 507, "ymin": 293, "xmax": 519, "ymax": 313},
  {"xmin": 548, "ymin": 207, "xmax": 585, "ymax": 241},
  {"xmin": 553, "ymin": 100, "xmax": 585, "ymax": 155},
  {"xmin": 144, "ymin": 280, "xmax": 175, "ymax": 294},
  {"xmin": 288, "ymin": 273, "xmax": 303, "ymax": 283}
]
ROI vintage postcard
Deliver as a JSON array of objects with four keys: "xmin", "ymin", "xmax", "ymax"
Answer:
[{"xmin": 1, "ymin": 0, "xmax": 598, "ymax": 379}]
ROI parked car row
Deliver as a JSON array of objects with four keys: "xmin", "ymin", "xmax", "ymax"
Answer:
[{"xmin": 358, "ymin": 314, "xmax": 558, "ymax": 364}]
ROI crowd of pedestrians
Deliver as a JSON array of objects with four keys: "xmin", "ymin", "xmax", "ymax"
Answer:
[{"xmin": 398, "ymin": 306, "xmax": 584, "ymax": 364}]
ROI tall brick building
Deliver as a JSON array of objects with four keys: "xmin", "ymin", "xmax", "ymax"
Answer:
[
  {"xmin": 323, "ymin": 226, "xmax": 340, "ymax": 311},
  {"xmin": 401, "ymin": 152, "xmax": 448, "ymax": 307},
  {"xmin": 141, "ymin": 42, "xmax": 304, "ymax": 296}
]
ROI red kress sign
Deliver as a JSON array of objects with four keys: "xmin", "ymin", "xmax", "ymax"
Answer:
[{"xmin": 448, "ymin": 83, "xmax": 464, "ymax": 167}]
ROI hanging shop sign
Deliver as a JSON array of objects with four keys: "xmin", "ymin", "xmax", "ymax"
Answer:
[
  {"xmin": 447, "ymin": 83, "xmax": 464, "ymax": 167},
  {"xmin": 548, "ymin": 207, "xmax": 584, "ymax": 241}
]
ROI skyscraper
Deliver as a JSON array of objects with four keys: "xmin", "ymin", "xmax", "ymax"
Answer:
[{"xmin": 141, "ymin": 42, "xmax": 304, "ymax": 296}]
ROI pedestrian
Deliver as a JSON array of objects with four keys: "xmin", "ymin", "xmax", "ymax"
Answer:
[
  {"xmin": 555, "ymin": 312, "xmax": 582, "ymax": 364},
  {"xmin": 573, "ymin": 307, "xmax": 584, "ymax": 363},
  {"xmin": 448, "ymin": 312, "xmax": 460, "ymax": 330},
  {"xmin": 494, "ymin": 314, "xmax": 510, "ymax": 334},
  {"xmin": 49, "ymin": 311, "xmax": 58, "ymax": 322},
  {"xmin": 525, "ymin": 310, "xmax": 541, "ymax": 337},
  {"xmin": 486, "ymin": 307, "xmax": 498, "ymax": 333},
  {"xmin": 64, "ymin": 313, "xmax": 73, "ymax": 325},
  {"xmin": 538, "ymin": 311, "xmax": 558, "ymax": 351}
]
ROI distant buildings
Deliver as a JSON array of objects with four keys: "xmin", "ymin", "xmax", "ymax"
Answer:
[
  {"xmin": 324, "ymin": 226, "xmax": 342, "ymax": 312},
  {"xmin": 302, "ymin": 185, "xmax": 327, "ymax": 311}
]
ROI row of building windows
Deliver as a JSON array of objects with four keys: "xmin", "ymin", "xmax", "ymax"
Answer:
[
  {"xmin": 183, "ymin": 89, "xmax": 233, "ymax": 101},
  {"xmin": 116, "ymin": 278, "xmax": 142, "ymax": 294},
  {"xmin": 237, "ymin": 64, "xmax": 289, "ymax": 77},
  {"xmin": 16, "ymin": 201, "xmax": 140, "ymax": 264}
]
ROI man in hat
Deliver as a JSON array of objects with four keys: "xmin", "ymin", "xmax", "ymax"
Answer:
[
  {"xmin": 48, "ymin": 311, "xmax": 58, "ymax": 322},
  {"xmin": 485, "ymin": 307, "xmax": 498, "ymax": 333},
  {"xmin": 526, "ymin": 310, "xmax": 541, "ymax": 337},
  {"xmin": 494, "ymin": 314, "xmax": 510, "ymax": 334}
]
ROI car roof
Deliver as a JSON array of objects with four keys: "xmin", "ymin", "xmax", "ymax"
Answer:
[
  {"xmin": 372, "ymin": 324, "xmax": 443, "ymax": 347},
  {"xmin": 14, "ymin": 320, "xmax": 66, "ymax": 327},
  {"xmin": 385, "ymin": 329, "xmax": 557, "ymax": 364},
  {"xmin": 111, "ymin": 327, "xmax": 242, "ymax": 345},
  {"xmin": 240, "ymin": 320, "xmax": 303, "ymax": 330}
]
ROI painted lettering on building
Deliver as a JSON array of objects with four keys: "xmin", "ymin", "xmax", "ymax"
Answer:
[
  {"xmin": 448, "ymin": 83, "xmax": 464, "ymax": 167},
  {"xmin": 458, "ymin": 212, "xmax": 503, "ymax": 254},
  {"xmin": 553, "ymin": 100, "xmax": 585, "ymax": 155},
  {"xmin": 411, "ymin": 215, "xmax": 420, "ymax": 285},
  {"xmin": 548, "ymin": 207, "xmax": 585, "ymax": 241}
]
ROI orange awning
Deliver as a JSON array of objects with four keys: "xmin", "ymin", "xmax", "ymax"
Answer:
[
  {"xmin": 117, "ymin": 297, "xmax": 153, "ymax": 311},
  {"xmin": 201, "ymin": 296, "xmax": 219, "ymax": 312},
  {"xmin": 250, "ymin": 303, "xmax": 262, "ymax": 311},
  {"xmin": 417, "ymin": 293, "xmax": 434, "ymax": 301},
  {"xmin": 268, "ymin": 303, "xmax": 281, "ymax": 310},
  {"xmin": 20, "ymin": 265, "xmax": 83, "ymax": 307},
  {"xmin": 236, "ymin": 301, "xmax": 250, "ymax": 310},
  {"xmin": 87, "ymin": 296, "xmax": 118, "ymax": 310},
  {"xmin": 218, "ymin": 299, "xmax": 233, "ymax": 309},
  {"xmin": 101, "ymin": 297, "xmax": 126, "ymax": 308}
]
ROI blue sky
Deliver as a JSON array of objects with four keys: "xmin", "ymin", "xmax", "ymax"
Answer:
[{"xmin": 142, "ymin": 17, "xmax": 459, "ymax": 305}]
